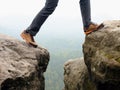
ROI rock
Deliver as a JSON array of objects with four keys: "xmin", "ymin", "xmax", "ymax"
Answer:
[
  {"xmin": 83, "ymin": 20, "xmax": 120, "ymax": 90},
  {"xmin": 64, "ymin": 58, "xmax": 96, "ymax": 90},
  {"xmin": 0, "ymin": 34, "xmax": 49, "ymax": 90},
  {"xmin": 64, "ymin": 20, "xmax": 120, "ymax": 90}
]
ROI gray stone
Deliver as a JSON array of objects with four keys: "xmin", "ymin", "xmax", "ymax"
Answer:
[
  {"xmin": 64, "ymin": 20, "xmax": 120, "ymax": 90},
  {"xmin": 83, "ymin": 20, "xmax": 120, "ymax": 90},
  {"xmin": 0, "ymin": 34, "xmax": 49, "ymax": 90},
  {"xmin": 64, "ymin": 58, "xmax": 96, "ymax": 90}
]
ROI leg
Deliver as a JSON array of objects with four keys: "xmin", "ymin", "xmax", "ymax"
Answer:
[
  {"xmin": 26, "ymin": 0, "xmax": 59, "ymax": 36},
  {"xmin": 79, "ymin": 0, "xmax": 102, "ymax": 35},
  {"xmin": 20, "ymin": 0, "xmax": 59, "ymax": 47},
  {"xmin": 79, "ymin": 0, "xmax": 91, "ymax": 28}
]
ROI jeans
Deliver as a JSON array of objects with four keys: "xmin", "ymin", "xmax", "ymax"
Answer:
[
  {"xmin": 80, "ymin": 0, "xmax": 91, "ymax": 28},
  {"xmin": 26, "ymin": 0, "xmax": 91, "ymax": 36}
]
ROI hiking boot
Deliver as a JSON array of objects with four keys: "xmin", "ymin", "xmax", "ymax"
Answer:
[
  {"xmin": 84, "ymin": 22, "xmax": 103, "ymax": 35},
  {"xmin": 20, "ymin": 31, "xmax": 38, "ymax": 47}
]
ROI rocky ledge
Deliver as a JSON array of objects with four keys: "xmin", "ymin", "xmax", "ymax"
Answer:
[
  {"xmin": 64, "ymin": 20, "xmax": 120, "ymax": 90},
  {"xmin": 0, "ymin": 34, "xmax": 49, "ymax": 90}
]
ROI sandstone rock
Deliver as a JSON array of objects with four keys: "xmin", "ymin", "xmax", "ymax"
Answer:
[
  {"xmin": 83, "ymin": 20, "xmax": 120, "ymax": 90},
  {"xmin": 64, "ymin": 58, "xmax": 96, "ymax": 90},
  {"xmin": 64, "ymin": 20, "xmax": 120, "ymax": 90},
  {"xmin": 0, "ymin": 34, "xmax": 49, "ymax": 90}
]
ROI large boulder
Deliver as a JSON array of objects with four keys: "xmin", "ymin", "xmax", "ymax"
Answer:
[
  {"xmin": 83, "ymin": 20, "xmax": 120, "ymax": 90},
  {"xmin": 64, "ymin": 20, "xmax": 120, "ymax": 90},
  {"xmin": 0, "ymin": 34, "xmax": 49, "ymax": 90},
  {"xmin": 64, "ymin": 58, "xmax": 96, "ymax": 90}
]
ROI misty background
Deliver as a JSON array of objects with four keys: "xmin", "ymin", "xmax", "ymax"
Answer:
[{"xmin": 0, "ymin": 0, "xmax": 120, "ymax": 90}]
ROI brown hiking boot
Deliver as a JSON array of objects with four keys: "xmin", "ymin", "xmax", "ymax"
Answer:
[
  {"xmin": 84, "ymin": 22, "xmax": 103, "ymax": 35},
  {"xmin": 20, "ymin": 31, "xmax": 38, "ymax": 47}
]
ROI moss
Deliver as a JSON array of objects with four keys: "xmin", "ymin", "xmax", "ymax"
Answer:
[
  {"xmin": 98, "ymin": 50, "xmax": 113, "ymax": 60},
  {"xmin": 105, "ymin": 54, "xmax": 114, "ymax": 59},
  {"xmin": 115, "ymin": 58, "xmax": 120, "ymax": 63},
  {"xmin": 105, "ymin": 54, "xmax": 120, "ymax": 63}
]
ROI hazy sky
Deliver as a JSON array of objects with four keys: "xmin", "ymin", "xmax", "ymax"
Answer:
[
  {"xmin": 0, "ymin": 0, "xmax": 120, "ymax": 18},
  {"xmin": 0, "ymin": 0, "xmax": 120, "ymax": 38}
]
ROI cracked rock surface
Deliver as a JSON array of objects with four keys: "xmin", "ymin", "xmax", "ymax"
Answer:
[
  {"xmin": 0, "ymin": 34, "xmax": 49, "ymax": 90},
  {"xmin": 64, "ymin": 20, "xmax": 120, "ymax": 90}
]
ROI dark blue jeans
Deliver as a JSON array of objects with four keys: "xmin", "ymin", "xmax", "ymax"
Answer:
[
  {"xmin": 80, "ymin": 0, "xmax": 91, "ymax": 28},
  {"xmin": 26, "ymin": 0, "xmax": 91, "ymax": 36}
]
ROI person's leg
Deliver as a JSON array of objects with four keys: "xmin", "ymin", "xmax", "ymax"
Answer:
[
  {"xmin": 21, "ymin": 0, "xmax": 59, "ymax": 47},
  {"xmin": 79, "ymin": 0, "xmax": 102, "ymax": 35},
  {"xmin": 80, "ymin": 0, "xmax": 91, "ymax": 28},
  {"xmin": 26, "ymin": 0, "xmax": 59, "ymax": 36}
]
